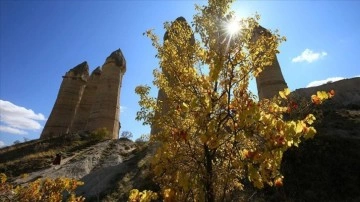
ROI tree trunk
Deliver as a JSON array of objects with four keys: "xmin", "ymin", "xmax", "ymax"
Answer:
[{"xmin": 204, "ymin": 145, "xmax": 215, "ymax": 202}]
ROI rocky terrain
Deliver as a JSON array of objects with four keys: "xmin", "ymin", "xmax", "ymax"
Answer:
[
  {"xmin": 276, "ymin": 77, "xmax": 360, "ymax": 201},
  {"xmin": 0, "ymin": 137, "xmax": 158, "ymax": 201},
  {"xmin": 1, "ymin": 77, "xmax": 359, "ymax": 201}
]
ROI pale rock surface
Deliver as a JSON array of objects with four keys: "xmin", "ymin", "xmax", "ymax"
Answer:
[{"xmin": 13, "ymin": 139, "xmax": 145, "ymax": 199}]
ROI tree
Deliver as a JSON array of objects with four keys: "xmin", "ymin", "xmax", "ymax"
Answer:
[
  {"xmin": 0, "ymin": 173, "xmax": 85, "ymax": 202},
  {"xmin": 13, "ymin": 140, "xmax": 21, "ymax": 145},
  {"xmin": 120, "ymin": 131, "xmax": 133, "ymax": 139},
  {"xmin": 135, "ymin": 0, "xmax": 333, "ymax": 201},
  {"xmin": 135, "ymin": 134, "xmax": 150, "ymax": 143}
]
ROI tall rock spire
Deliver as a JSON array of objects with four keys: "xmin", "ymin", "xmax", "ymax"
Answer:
[
  {"xmin": 70, "ymin": 67, "xmax": 102, "ymax": 133},
  {"xmin": 253, "ymin": 26, "xmax": 288, "ymax": 99},
  {"xmin": 151, "ymin": 17, "xmax": 194, "ymax": 136},
  {"xmin": 85, "ymin": 49, "xmax": 126, "ymax": 139},
  {"xmin": 40, "ymin": 61, "xmax": 89, "ymax": 138}
]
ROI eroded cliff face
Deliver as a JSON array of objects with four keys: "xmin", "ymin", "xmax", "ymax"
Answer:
[{"xmin": 40, "ymin": 49, "xmax": 126, "ymax": 140}]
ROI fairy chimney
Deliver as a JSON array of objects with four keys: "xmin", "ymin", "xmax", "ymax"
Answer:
[
  {"xmin": 150, "ymin": 16, "xmax": 194, "ymax": 136},
  {"xmin": 85, "ymin": 49, "xmax": 126, "ymax": 139},
  {"xmin": 41, "ymin": 49, "xmax": 125, "ymax": 139},
  {"xmin": 40, "ymin": 62, "xmax": 89, "ymax": 138},
  {"xmin": 70, "ymin": 67, "xmax": 102, "ymax": 132},
  {"xmin": 252, "ymin": 26, "xmax": 288, "ymax": 99}
]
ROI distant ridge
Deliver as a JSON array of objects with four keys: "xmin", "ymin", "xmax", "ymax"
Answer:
[{"xmin": 293, "ymin": 77, "xmax": 360, "ymax": 107}]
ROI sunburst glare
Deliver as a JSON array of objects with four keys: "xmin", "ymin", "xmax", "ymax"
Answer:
[
  {"xmin": 226, "ymin": 18, "xmax": 241, "ymax": 37},
  {"xmin": 223, "ymin": 17, "xmax": 242, "ymax": 51}
]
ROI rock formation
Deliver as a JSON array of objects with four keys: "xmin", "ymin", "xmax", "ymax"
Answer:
[
  {"xmin": 41, "ymin": 62, "xmax": 89, "ymax": 138},
  {"xmin": 85, "ymin": 49, "xmax": 126, "ymax": 139},
  {"xmin": 252, "ymin": 25, "xmax": 288, "ymax": 100},
  {"xmin": 293, "ymin": 77, "xmax": 360, "ymax": 108},
  {"xmin": 150, "ymin": 16, "xmax": 195, "ymax": 136},
  {"xmin": 40, "ymin": 49, "xmax": 126, "ymax": 139},
  {"xmin": 70, "ymin": 67, "xmax": 102, "ymax": 132},
  {"xmin": 255, "ymin": 55, "xmax": 287, "ymax": 99}
]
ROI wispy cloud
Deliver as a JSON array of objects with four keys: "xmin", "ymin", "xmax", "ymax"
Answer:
[
  {"xmin": 292, "ymin": 49, "xmax": 327, "ymax": 63},
  {"xmin": 0, "ymin": 126, "xmax": 27, "ymax": 135},
  {"xmin": 0, "ymin": 100, "xmax": 46, "ymax": 135},
  {"xmin": 0, "ymin": 140, "xmax": 5, "ymax": 148},
  {"xmin": 306, "ymin": 77, "xmax": 344, "ymax": 87}
]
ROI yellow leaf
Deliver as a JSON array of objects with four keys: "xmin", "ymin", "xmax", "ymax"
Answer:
[
  {"xmin": 304, "ymin": 127, "xmax": 316, "ymax": 139},
  {"xmin": 311, "ymin": 94, "xmax": 321, "ymax": 105},
  {"xmin": 279, "ymin": 88, "xmax": 290, "ymax": 99},
  {"xmin": 129, "ymin": 189, "xmax": 140, "ymax": 200},
  {"xmin": 305, "ymin": 114, "xmax": 316, "ymax": 125},
  {"xmin": 317, "ymin": 91, "xmax": 329, "ymax": 100},
  {"xmin": 296, "ymin": 122, "xmax": 304, "ymax": 134},
  {"xmin": 284, "ymin": 88, "xmax": 290, "ymax": 96}
]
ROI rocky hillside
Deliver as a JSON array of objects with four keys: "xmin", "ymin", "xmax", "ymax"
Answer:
[
  {"xmin": 293, "ymin": 77, "xmax": 360, "ymax": 108},
  {"xmin": 1, "ymin": 77, "xmax": 359, "ymax": 201},
  {"xmin": 276, "ymin": 77, "xmax": 360, "ymax": 201},
  {"xmin": 0, "ymin": 137, "xmax": 158, "ymax": 201}
]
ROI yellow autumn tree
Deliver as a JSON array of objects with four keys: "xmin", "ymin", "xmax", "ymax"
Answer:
[
  {"xmin": 0, "ymin": 173, "xmax": 85, "ymax": 202},
  {"xmin": 135, "ymin": 0, "xmax": 333, "ymax": 201}
]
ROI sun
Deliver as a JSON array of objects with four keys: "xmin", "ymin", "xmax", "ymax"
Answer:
[{"xmin": 226, "ymin": 18, "xmax": 241, "ymax": 36}]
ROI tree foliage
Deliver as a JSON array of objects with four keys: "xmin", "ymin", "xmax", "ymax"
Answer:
[
  {"xmin": 128, "ymin": 189, "xmax": 158, "ymax": 202},
  {"xmin": 121, "ymin": 131, "xmax": 134, "ymax": 139},
  {"xmin": 135, "ymin": 0, "xmax": 333, "ymax": 201},
  {"xmin": 135, "ymin": 134, "xmax": 150, "ymax": 143},
  {"xmin": 0, "ymin": 173, "xmax": 85, "ymax": 202},
  {"xmin": 13, "ymin": 140, "xmax": 21, "ymax": 145}
]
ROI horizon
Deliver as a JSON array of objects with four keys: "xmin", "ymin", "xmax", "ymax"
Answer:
[{"xmin": 1, "ymin": 0, "xmax": 359, "ymax": 147}]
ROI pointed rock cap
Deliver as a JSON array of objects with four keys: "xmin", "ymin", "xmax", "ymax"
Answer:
[
  {"xmin": 105, "ymin": 49, "xmax": 126, "ymax": 72},
  {"xmin": 91, "ymin": 66, "xmax": 102, "ymax": 76},
  {"xmin": 64, "ymin": 61, "xmax": 89, "ymax": 80},
  {"xmin": 175, "ymin": 16, "xmax": 187, "ymax": 22},
  {"xmin": 69, "ymin": 61, "xmax": 89, "ymax": 75},
  {"xmin": 164, "ymin": 16, "xmax": 195, "ymax": 45}
]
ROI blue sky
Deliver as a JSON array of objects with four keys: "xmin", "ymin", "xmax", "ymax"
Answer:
[{"xmin": 0, "ymin": 0, "xmax": 359, "ymax": 147}]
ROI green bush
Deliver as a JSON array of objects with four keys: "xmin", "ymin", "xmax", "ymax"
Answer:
[{"xmin": 90, "ymin": 128, "xmax": 109, "ymax": 141}]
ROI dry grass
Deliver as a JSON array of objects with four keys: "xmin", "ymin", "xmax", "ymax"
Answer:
[{"xmin": 0, "ymin": 134, "xmax": 100, "ymax": 178}]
